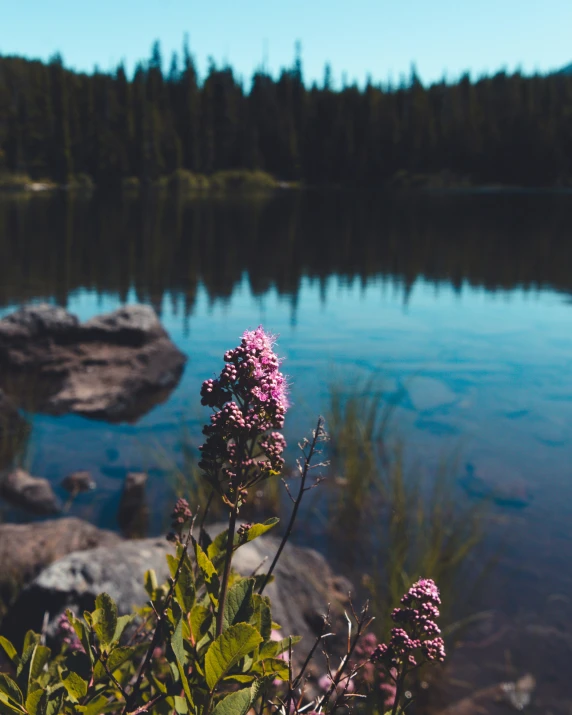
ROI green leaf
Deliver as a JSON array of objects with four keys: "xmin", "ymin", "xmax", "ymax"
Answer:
[
  {"xmin": 223, "ymin": 579, "xmax": 255, "ymax": 631},
  {"xmin": 22, "ymin": 632, "xmax": 40, "ymax": 652},
  {"xmin": 259, "ymin": 636, "xmax": 301, "ymax": 659},
  {"xmin": 16, "ymin": 645, "xmax": 50, "ymax": 697},
  {"xmin": 0, "ymin": 691, "xmax": 26, "ymax": 714},
  {"xmin": 44, "ymin": 693, "xmax": 63, "ymax": 715},
  {"xmin": 212, "ymin": 679, "xmax": 265, "ymax": 715},
  {"xmin": 66, "ymin": 612, "xmax": 92, "ymax": 664},
  {"xmin": 171, "ymin": 620, "xmax": 193, "ymax": 706},
  {"xmin": 143, "ymin": 569, "xmax": 158, "ymax": 599},
  {"xmin": 167, "ymin": 550, "xmax": 196, "ymax": 614},
  {"xmin": 92, "ymin": 593, "xmax": 118, "ymax": 648},
  {"xmin": 0, "ymin": 638, "xmax": 18, "ymax": 666},
  {"xmin": 92, "ymin": 645, "xmax": 135, "ymax": 684},
  {"xmin": 113, "ymin": 614, "xmax": 133, "ymax": 643},
  {"xmin": 253, "ymin": 657, "xmax": 289, "ymax": 680},
  {"xmin": 0, "ymin": 676, "xmax": 22, "ymax": 705},
  {"xmin": 204, "ymin": 623, "xmax": 262, "ymax": 690},
  {"xmin": 207, "ymin": 529, "xmax": 228, "ymax": 562},
  {"xmin": 190, "ymin": 604, "xmax": 211, "ymax": 644},
  {"xmin": 250, "ymin": 594, "xmax": 272, "ymax": 642},
  {"xmin": 24, "ymin": 688, "xmax": 45, "ymax": 715},
  {"xmin": 106, "ymin": 645, "xmax": 136, "ymax": 674},
  {"xmin": 166, "ymin": 553, "xmax": 179, "ymax": 579},
  {"xmin": 61, "ymin": 672, "xmax": 88, "ymax": 703},
  {"xmin": 76, "ymin": 693, "xmax": 119, "ymax": 714},
  {"xmin": 211, "ymin": 689, "xmax": 252, "ymax": 715},
  {"xmin": 222, "ymin": 674, "xmax": 256, "ymax": 684},
  {"xmin": 243, "ymin": 518, "xmax": 279, "ymax": 543},
  {"xmin": 173, "ymin": 695, "xmax": 189, "ymax": 714},
  {"xmin": 194, "ymin": 541, "xmax": 220, "ymax": 608}
]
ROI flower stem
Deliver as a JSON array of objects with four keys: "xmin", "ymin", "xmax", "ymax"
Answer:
[
  {"xmin": 391, "ymin": 669, "xmax": 406, "ymax": 715},
  {"xmin": 216, "ymin": 484, "xmax": 240, "ymax": 637}
]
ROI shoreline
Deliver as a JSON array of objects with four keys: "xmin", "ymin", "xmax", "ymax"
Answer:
[{"xmin": 3, "ymin": 170, "xmax": 572, "ymax": 197}]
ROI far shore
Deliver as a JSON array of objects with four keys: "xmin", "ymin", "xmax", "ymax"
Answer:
[{"xmin": 2, "ymin": 169, "xmax": 572, "ymax": 196}]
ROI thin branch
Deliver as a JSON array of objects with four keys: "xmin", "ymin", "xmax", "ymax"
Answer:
[
  {"xmin": 99, "ymin": 652, "xmax": 130, "ymax": 702},
  {"xmin": 258, "ymin": 416, "xmax": 326, "ymax": 595},
  {"xmin": 318, "ymin": 602, "xmax": 370, "ymax": 711},
  {"xmin": 292, "ymin": 607, "xmax": 332, "ymax": 690},
  {"xmin": 127, "ymin": 692, "xmax": 167, "ymax": 714},
  {"xmin": 199, "ymin": 489, "xmax": 215, "ymax": 545}
]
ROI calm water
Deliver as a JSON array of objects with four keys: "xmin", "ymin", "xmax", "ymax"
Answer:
[{"xmin": 1, "ymin": 190, "xmax": 572, "ymax": 706}]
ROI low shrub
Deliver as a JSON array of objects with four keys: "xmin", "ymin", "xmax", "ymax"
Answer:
[{"xmin": 0, "ymin": 328, "xmax": 446, "ymax": 714}]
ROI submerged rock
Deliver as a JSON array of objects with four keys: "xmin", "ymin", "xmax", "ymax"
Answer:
[
  {"xmin": 437, "ymin": 673, "xmax": 536, "ymax": 715},
  {"xmin": 3, "ymin": 526, "xmax": 353, "ymax": 666},
  {"xmin": 0, "ymin": 303, "xmax": 187, "ymax": 423},
  {"xmin": 117, "ymin": 471, "xmax": 149, "ymax": 538},
  {"xmin": 0, "ymin": 468, "xmax": 61, "ymax": 515},
  {"xmin": 460, "ymin": 462, "xmax": 532, "ymax": 508},
  {"xmin": 60, "ymin": 470, "xmax": 96, "ymax": 495}
]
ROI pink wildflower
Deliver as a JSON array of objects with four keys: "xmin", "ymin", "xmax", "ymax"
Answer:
[
  {"xmin": 199, "ymin": 327, "xmax": 289, "ymax": 493},
  {"xmin": 372, "ymin": 578, "xmax": 446, "ymax": 670}
]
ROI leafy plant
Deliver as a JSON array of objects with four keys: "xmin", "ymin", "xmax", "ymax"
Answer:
[{"xmin": 0, "ymin": 328, "xmax": 446, "ymax": 714}]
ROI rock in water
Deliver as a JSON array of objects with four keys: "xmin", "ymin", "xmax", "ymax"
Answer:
[
  {"xmin": 460, "ymin": 462, "xmax": 532, "ymax": 508},
  {"xmin": 0, "ymin": 468, "xmax": 61, "ymax": 515},
  {"xmin": 0, "ymin": 304, "xmax": 187, "ymax": 423},
  {"xmin": 117, "ymin": 471, "xmax": 149, "ymax": 538},
  {"xmin": 3, "ymin": 529, "xmax": 353, "ymax": 666},
  {"xmin": 61, "ymin": 470, "xmax": 96, "ymax": 495}
]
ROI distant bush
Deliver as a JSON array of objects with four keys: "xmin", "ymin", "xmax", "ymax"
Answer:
[
  {"xmin": 0, "ymin": 173, "xmax": 32, "ymax": 191},
  {"xmin": 209, "ymin": 169, "xmax": 280, "ymax": 192},
  {"xmin": 0, "ymin": 173, "xmax": 60, "ymax": 193},
  {"xmin": 168, "ymin": 168, "xmax": 210, "ymax": 193},
  {"xmin": 68, "ymin": 173, "xmax": 95, "ymax": 192},
  {"xmin": 121, "ymin": 176, "xmax": 140, "ymax": 193}
]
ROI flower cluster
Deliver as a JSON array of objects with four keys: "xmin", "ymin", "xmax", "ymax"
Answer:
[
  {"xmin": 57, "ymin": 612, "xmax": 84, "ymax": 654},
  {"xmin": 199, "ymin": 327, "xmax": 289, "ymax": 496},
  {"xmin": 167, "ymin": 498, "xmax": 193, "ymax": 541},
  {"xmin": 352, "ymin": 633, "xmax": 397, "ymax": 707},
  {"xmin": 372, "ymin": 578, "xmax": 446, "ymax": 671}
]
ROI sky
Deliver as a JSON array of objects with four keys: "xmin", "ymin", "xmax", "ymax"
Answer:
[{"xmin": 2, "ymin": 0, "xmax": 572, "ymax": 87}]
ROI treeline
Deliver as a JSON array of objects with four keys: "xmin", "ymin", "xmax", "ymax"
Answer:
[{"xmin": 1, "ymin": 41, "xmax": 572, "ymax": 187}]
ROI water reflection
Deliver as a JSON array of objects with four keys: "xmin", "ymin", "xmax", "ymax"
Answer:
[
  {"xmin": 1, "ymin": 191, "xmax": 572, "ymax": 316},
  {"xmin": 0, "ymin": 192, "xmax": 571, "ymax": 710}
]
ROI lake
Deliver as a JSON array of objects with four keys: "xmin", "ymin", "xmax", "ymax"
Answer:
[{"xmin": 1, "ymin": 189, "xmax": 571, "ymax": 708}]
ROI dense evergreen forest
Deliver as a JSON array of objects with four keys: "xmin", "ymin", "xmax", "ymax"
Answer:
[{"xmin": 1, "ymin": 40, "xmax": 572, "ymax": 188}]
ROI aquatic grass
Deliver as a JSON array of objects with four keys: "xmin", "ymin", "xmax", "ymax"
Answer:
[
  {"xmin": 326, "ymin": 374, "xmax": 398, "ymax": 519},
  {"xmin": 369, "ymin": 446, "xmax": 486, "ymax": 637},
  {"xmin": 324, "ymin": 375, "xmax": 489, "ymax": 648},
  {"xmin": 0, "ymin": 409, "xmax": 32, "ymax": 473}
]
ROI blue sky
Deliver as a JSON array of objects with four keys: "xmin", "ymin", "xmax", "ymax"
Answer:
[{"xmin": 2, "ymin": 0, "xmax": 571, "ymax": 86}]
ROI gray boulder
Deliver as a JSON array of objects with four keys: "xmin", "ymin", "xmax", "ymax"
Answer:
[
  {"xmin": 0, "ymin": 304, "xmax": 187, "ymax": 423},
  {"xmin": 0, "ymin": 517, "xmax": 121, "ymax": 595},
  {"xmin": 0, "ymin": 468, "xmax": 61, "ymax": 515},
  {"xmin": 3, "ymin": 527, "xmax": 353, "ymax": 665}
]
